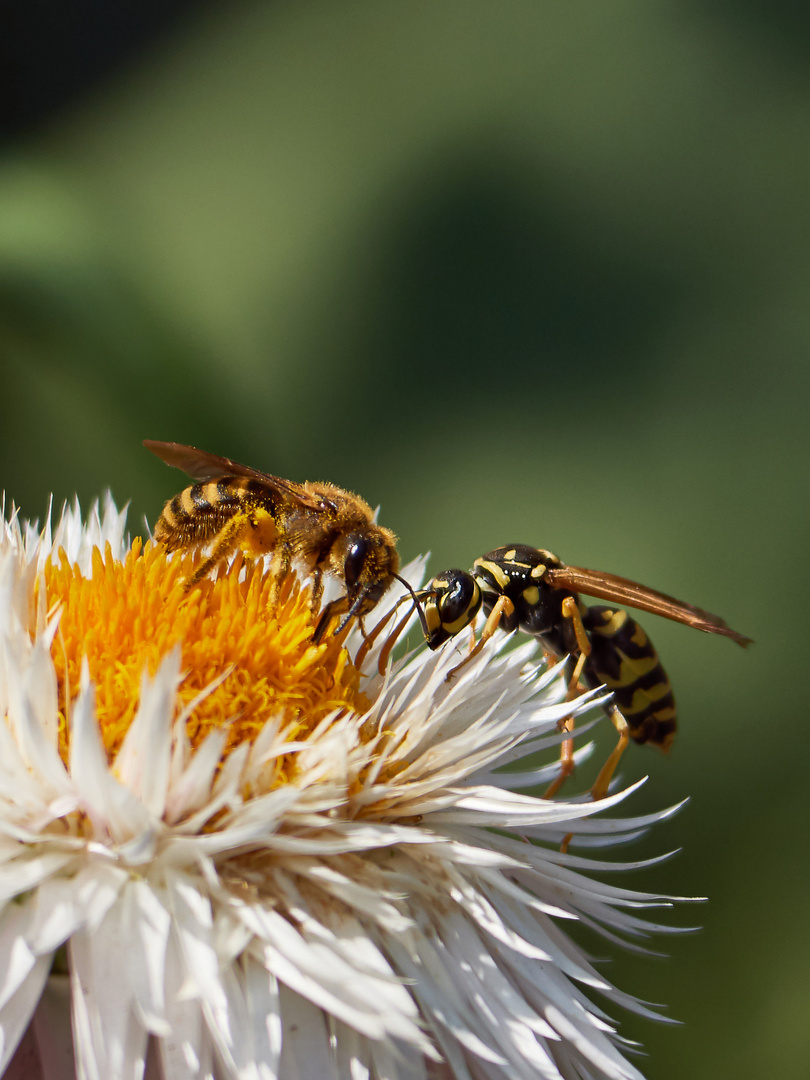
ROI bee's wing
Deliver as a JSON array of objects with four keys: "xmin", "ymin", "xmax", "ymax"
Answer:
[
  {"xmin": 546, "ymin": 565, "xmax": 752, "ymax": 646},
  {"xmin": 144, "ymin": 440, "xmax": 326, "ymax": 509}
]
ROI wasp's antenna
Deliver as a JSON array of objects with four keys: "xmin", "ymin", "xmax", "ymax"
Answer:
[
  {"xmin": 333, "ymin": 573, "xmax": 428, "ymax": 640},
  {"xmin": 392, "ymin": 572, "xmax": 430, "ymax": 640}
]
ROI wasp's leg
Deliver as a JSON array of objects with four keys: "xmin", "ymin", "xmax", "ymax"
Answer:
[
  {"xmin": 544, "ymin": 597, "xmax": 591, "ymax": 800},
  {"xmin": 542, "ymin": 711, "xmax": 576, "ymax": 800},
  {"xmin": 184, "ymin": 511, "xmax": 254, "ymax": 590},
  {"xmin": 352, "ymin": 589, "xmax": 421, "ymax": 669},
  {"xmin": 562, "ymin": 597, "xmax": 591, "ymax": 679},
  {"xmin": 589, "ymin": 706, "xmax": 630, "ymax": 802},
  {"xmin": 354, "ymin": 606, "xmax": 394, "ymax": 670},
  {"xmin": 558, "ymin": 708, "xmax": 630, "ymax": 854},
  {"xmin": 375, "ymin": 608, "xmax": 414, "ymax": 674},
  {"xmin": 446, "ymin": 594, "xmax": 516, "ymax": 682}
]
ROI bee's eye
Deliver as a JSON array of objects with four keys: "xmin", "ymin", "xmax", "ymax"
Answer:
[
  {"xmin": 437, "ymin": 572, "xmax": 477, "ymax": 623},
  {"xmin": 344, "ymin": 535, "xmax": 370, "ymax": 592}
]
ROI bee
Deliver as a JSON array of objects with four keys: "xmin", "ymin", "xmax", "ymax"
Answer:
[
  {"xmin": 144, "ymin": 440, "xmax": 409, "ymax": 641},
  {"xmin": 415, "ymin": 544, "xmax": 751, "ymax": 799}
]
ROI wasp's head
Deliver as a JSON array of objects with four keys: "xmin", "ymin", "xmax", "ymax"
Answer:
[{"xmin": 419, "ymin": 569, "xmax": 482, "ymax": 649}]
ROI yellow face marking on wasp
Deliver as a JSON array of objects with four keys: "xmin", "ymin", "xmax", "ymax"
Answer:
[
  {"xmin": 424, "ymin": 603, "xmax": 443, "ymax": 636},
  {"xmin": 530, "ymin": 564, "xmax": 548, "ymax": 580},
  {"xmin": 444, "ymin": 612, "xmax": 477, "ymax": 635}
]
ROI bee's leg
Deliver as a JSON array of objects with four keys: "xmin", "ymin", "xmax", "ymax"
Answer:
[
  {"xmin": 312, "ymin": 596, "xmax": 349, "ymax": 644},
  {"xmin": 446, "ymin": 595, "xmax": 515, "ymax": 682},
  {"xmin": 184, "ymin": 512, "xmax": 253, "ymax": 589},
  {"xmin": 309, "ymin": 567, "xmax": 324, "ymax": 613},
  {"xmin": 589, "ymin": 707, "xmax": 630, "ymax": 803},
  {"xmin": 544, "ymin": 597, "xmax": 591, "ymax": 801},
  {"xmin": 267, "ymin": 542, "xmax": 293, "ymax": 608}
]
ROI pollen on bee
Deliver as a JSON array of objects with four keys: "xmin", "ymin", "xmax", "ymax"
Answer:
[
  {"xmin": 240, "ymin": 507, "xmax": 280, "ymax": 555},
  {"xmin": 41, "ymin": 539, "xmax": 366, "ymax": 768}
]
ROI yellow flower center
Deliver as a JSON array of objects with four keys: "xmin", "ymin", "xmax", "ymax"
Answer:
[{"xmin": 42, "ymin": 540, "xmax": 366, "ymax": 766}]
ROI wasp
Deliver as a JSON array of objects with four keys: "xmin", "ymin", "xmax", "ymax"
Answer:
[
  {"xmin": 415, "ymin": 544, "xmax": 751, "ymax": 800},
  {"xmin": 145, "ymin": 440, "xmax": 410, "ymax": 641}
]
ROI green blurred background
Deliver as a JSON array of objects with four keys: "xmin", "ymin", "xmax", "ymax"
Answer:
[{"xmin": 1, "ymin": 2, "xmax": 807, "ymax": 1077}]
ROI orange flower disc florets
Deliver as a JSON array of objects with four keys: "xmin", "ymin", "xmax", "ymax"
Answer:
[{"xmin": 43, "ymin": 540, "xmax": 365, "ymax": 764}]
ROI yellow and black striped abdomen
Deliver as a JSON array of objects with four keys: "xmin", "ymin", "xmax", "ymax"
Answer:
[
  {"xmin": 154, "ymin": 478, "xmax": 258, "ymax": 551},
  {"xmin": 582, "ymin": 605, "xmax": 676, "ymax": 751}
]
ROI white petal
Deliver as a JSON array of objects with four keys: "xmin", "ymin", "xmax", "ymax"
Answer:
[
  {"xmin": 26, "ymin": 875, "xmax": 84, "ymax": 955},
  {"xmin": 4, "ymin": 637, "xmax": 69, "ymax": 798},
  {"xmin": 69, "ymin": 914, "xmax": 149, "ymax": 1080},
  {"xmin": 71, "ymin": 862, "xmax": 129, "ymax": 935},
  {"xmin": 242, "ymin": 956, "xmax": 281, "ymax": 1080},
  {"xmin": 122, "ymin": 880, "xmax": 172, "ymax": 1035},
  {"xmin": 0, "ymin": 850, "xmax": 75, "ymax": 904},
  {"xmin": 277, "ymin": 984, "xmax": 339, "ymax": 1080},
  {"xmin": 165, "ymin": 871, "xmax": 235, "ymax": 1062},
  {"xmin": 157, "ymin": 930, "xmax": 214, "ymax": 1080},
  {"xmin": 116, "ymin": 652, "xmax": 179, "ymax": 819},
  {"xmin": 69, "ymin": 678, "xmax": 157, "ymax": 847},
  {"xmin": 165, "ymin": 729, "xmax": 227, "ymax": 826},
  {"xmin": 239, "ymin": 903, "xmax": 429, "ymax": 1050},
  {"xmin": 0, "ymin": 900, "xmax": 38, "ymax": 1011}
]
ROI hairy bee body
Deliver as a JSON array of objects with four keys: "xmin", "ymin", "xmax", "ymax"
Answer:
[
  {"xmin": 146, "ymin": 441, "xmax": 400, "ymax": 640},
  {"xmin": 155, "ymin": 478, "xmax": 262, "ymax": 550}
]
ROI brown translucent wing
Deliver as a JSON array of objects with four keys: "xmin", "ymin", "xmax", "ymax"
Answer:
[
  {"xmin": 143, "ymin": 440, "xmax": 326, "ymax": 510},
  {"xmin": 546, "ymin": 565, "xmax": 752, "ymax": 647}
]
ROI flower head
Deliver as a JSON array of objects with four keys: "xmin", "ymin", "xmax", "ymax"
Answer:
[{"xmin": 0, "ymin": 497, "xmax": 687, "ymax": 1080}]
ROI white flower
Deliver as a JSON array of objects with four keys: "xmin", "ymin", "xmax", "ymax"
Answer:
[{"xmin": 0, "ymin": 498, "xmax": 688, "ymax": 1080}]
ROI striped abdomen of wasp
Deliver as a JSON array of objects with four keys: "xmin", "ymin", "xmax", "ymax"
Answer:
[
  {"xmin": 145, "ymin": 440, "xmax": 407, "ymax": 642},
  {"xmin": 415, "ymin": 544, "xmax": 751, "ymax": 802}
]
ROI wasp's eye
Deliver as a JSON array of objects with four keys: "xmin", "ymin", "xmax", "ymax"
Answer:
[
  {"xmin": 344, "ymin": 535, "xmax": 370, "ymax": 592},
  {"xmin": 437, "ymin": 572, "xmax": 477, "ymax": 623}
]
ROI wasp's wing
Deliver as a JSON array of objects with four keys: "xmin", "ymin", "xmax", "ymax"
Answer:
[
  {"xmin": 144, "ymin": 440, "xmax": 326, "ymax": 509},
  {"xmin": 546, "ymin": 565, "xmax": 752, "ymax": 646}
]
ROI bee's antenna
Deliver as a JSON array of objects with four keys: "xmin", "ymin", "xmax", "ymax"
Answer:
[{"xmin": 334, "ymin": 589, "xmax": 372, "ymax": 635}]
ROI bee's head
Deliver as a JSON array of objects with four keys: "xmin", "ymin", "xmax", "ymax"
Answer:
[{"xmin": 340, "ymin": 529, "xmax": 399, "ymax": 615}]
